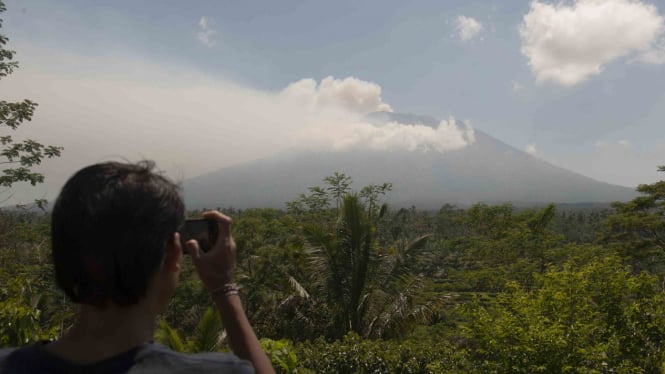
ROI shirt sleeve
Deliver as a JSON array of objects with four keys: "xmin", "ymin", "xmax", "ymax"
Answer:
[{"xmin": 0, "ymin": 348, "xmax": 17, "ymax": 372}]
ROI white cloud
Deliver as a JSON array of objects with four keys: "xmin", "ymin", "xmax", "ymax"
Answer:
[
  {"xmin": 519, "ymin": 0, "xmax": 665, "ymax": 86},
  {"xmin": 280, "ymin": 77, "xmax": 475, "ymax": 153},
  {"xmin": 280, "ymin": 76, "xmax": 393, "ymax": 115},
  {"xmin": 296, "ymin": 117, "xmax": 475, "ymax": 153},
  {"xmin": 197, "ymin": 16, "xmax": 217, "ymax": 47},
  {"xmin": 455, "ymin": 15, "xmax": 483, "ymax": 42}
]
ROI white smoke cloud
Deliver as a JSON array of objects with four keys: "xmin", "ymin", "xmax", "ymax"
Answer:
[
  {"xmin": 455, "ymin": 15, "xmax": 483, "ymax": 42},
  {"xmin": 519, "ymin": 0, "xmax": 665, "ymax": 86},
  {"xmin": 281, "ymin": 77, "xmax": 474, "ymax": 153},
  {"xmin": 296, "ymin": 117, "xmax": 475, "ymax": 153},
  {"xmin": 2, "ymin": 47, "xmax": 474, "ymax": 204},
  {"xmin": 280, "ymin": 76, "xmax": 393, "ymax": 114}
]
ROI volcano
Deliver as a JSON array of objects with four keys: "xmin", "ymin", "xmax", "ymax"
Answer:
[{"xmin": 183, "ymin": 112, "xmax": 636, "ymax": 209}]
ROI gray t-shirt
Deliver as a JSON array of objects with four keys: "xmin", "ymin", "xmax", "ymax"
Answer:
[{"xmin": 0, "ymin": 341, "xmax": 254, "ymax": 373}]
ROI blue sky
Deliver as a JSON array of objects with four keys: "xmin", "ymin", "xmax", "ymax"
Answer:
[{"xmin": 2, "ymin": 0, "xmax": 665, "ymax": 203}]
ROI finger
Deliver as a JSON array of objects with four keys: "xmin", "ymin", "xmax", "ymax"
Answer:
[
  {"xmin": 203, "ymin": 210, "xmax": 232, "ymax": 239},
  {"xmin": 173, "ymin": 232, "xmax": 182, "ymax": 252},
  {"xmin": 185, "ymin": 239, "xmax": 201, "ymax": 260},
  {"xmin": 203, "ymin": 210, "xmax": 232, "ymax": 224}
]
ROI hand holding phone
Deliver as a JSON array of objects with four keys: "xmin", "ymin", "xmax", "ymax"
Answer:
[
  {"xmin": 179, "ymin": 218, "xmax": 219, "ymax": 253},
  {"xmin": 184, "ymin": 211, "xmax": 236, "ymax": 288}
]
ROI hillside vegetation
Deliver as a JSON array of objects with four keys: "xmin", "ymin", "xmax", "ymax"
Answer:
[{"xmin": 1, "ymin": 168, "xmax": 664, "ymax": 373}]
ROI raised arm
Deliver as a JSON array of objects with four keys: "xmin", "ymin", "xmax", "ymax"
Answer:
[{"xmin": 185, "ymin": 211, "xmax": 274, "ymax": 374}]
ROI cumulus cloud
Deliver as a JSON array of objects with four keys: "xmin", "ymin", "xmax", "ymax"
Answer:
[
  {"xmin": 296, "ymin": 117, "xmax": 475, "ymax": 153},
  {"xmin": 455, "ymin": 15, "xmax": 483, "ymax": 42},
  {"xmin": 197, "ymin": 16, "xmax": 217, "ymax": 47},
  {"xmin": 280, "ymin": 76, "xmax": 393, "ymax": 115},
  {"xmin": 519, "ymin": 0, "xmax": 665, "ymax": 86},
  {"xmin": 512, "ymin": 81, "xmax": 524, "ymax": 91}
]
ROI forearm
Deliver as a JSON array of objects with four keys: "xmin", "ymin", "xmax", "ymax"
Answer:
[{"xmin": 213, "ymin": 293, "xmax": 274, "ymax": 374}]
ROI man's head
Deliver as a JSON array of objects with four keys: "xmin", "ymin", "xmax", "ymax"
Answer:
[{"xmin": 51, "ymin": 161, "xmax": 185, "ymax": 307}]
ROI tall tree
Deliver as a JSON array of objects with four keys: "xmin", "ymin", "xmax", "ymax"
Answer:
[
  {"xmin": 0, "ymin": 1, "xmax": 62, "ymax": 207},
  {"xmin": 304, "ymin": 194, "xmax": 432, "ymax": 338},
  {"xmin": 323, "ymin": 172, "xmax": 352, "ymax": 211},
  {"xmin": 603, "ymin": 166, "xmax": 665, "ymax": 273}
]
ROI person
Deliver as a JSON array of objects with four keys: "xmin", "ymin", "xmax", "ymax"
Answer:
[{"xmin": 0, "ymin": 161, "xmax": 274, "ymax": 373}]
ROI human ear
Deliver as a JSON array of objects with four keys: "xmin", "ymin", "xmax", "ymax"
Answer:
[{"xmin": 164, "ymin": 233, "xmax": 182, "ymax": 272}]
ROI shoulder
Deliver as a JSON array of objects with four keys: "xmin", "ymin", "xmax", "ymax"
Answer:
[
  {"xmin": 0, "ymin": 347, "xmax": 17, "ymax": 371},
  {"xmin": 0, "ymin": 347, "xmax": 15, "ymax": 358},
  {"xmin": 0, "ymin": 343, "xmax": 55, "ymax": 373},
  {"xmin": 132, "ymin": 343, "xmax": 255, "ymax": 373}
]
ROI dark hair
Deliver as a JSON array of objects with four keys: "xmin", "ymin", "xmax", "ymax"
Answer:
[{"xmin": 51, "ymin": 161, "xmax": 185, "ymax": 307}]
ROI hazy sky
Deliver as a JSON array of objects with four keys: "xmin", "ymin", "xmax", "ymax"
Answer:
[{"xmin": 1, "ymin": 0, "xmax": 664, "ymax": 204}]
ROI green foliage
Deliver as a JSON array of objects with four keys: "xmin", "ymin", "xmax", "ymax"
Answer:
[
  {"xmin": 260, "ymin": 338, "xmax": 304, "ymax": 373},
  {"xmin": 461, "ymin": 255, "xmax": 665, "ymax": 372},
  {"xmin": 551, "ymin": 208, "xmax": 611, "ymax": 244},
  {"xmin": 430, "ymin": 203, "xmax": 567, "ymax": 294},
  {"xmin": 5, "ymin": 166, "xmax": 665, "ymax": 371},
  {"xmin": 229, "ymin": 208, "xmax": 315, "ymax": 340},
  {"xmin": 303, "ymin": 194, "xmax": 435, "ymax": 339},
  {"xmin": 189, "ymin": 307, "xmax": 224, "ymax": 352},
  {"xmin": 323, "ymin": 172, "xmax": 352, "ymax": 210},
  {"xmin": 155, "ymin": 319, "xmax": 186, "ymax": 353},
  {"xmin": 156, "ymin": 307, "xmax": 223, "ymax": 353},
  {"xmin": 359, "ymin": 182, "xmax": 392, "ymax": 218},
  {"xmin": 603, "ymin": 166, "xmax": 665, "ymax": 273},
  {"xmin": 293, "ymin": 333, "xmax": 471, "ymax": 373},
  {"xmin": 0, "ymin": 211, "xmax": 67, "ymax": 347},
  {"xmin": 0, "ymin": 277, "xmax": 58, "ymax": 346}
]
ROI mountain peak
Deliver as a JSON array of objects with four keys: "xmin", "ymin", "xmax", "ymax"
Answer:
[{"xmin": 184, "ymin": 113, "xmax": 636, "ymax": 209}]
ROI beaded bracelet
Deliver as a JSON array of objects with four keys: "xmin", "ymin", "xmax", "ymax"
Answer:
[{"xmin": 210, "ymin": 283, "xmax": 241, "ymax": 297}]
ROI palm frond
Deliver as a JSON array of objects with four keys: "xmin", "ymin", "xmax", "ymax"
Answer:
[
  {"xmin": 155, "ymin": 319, "xmax": 186, "ymax": 353},
  {"xmin": 287, "ymin": 275, "xmax": 310, "ymax": 299},
  {"xmin": 305, "ymin": 224, "xmax": 346, "ymax": 305},
  {"xmin": 405, "ymin": 234, "xmax": 431, "ymax": 254},
  {"xmin": 189, "ymin": 307, "xmax": 224, "ymax": 352}
]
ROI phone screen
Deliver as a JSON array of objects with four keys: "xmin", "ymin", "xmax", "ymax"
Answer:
[{"xmin": 180, "ymin": 219, "xmax": 218, "ymax": 253}]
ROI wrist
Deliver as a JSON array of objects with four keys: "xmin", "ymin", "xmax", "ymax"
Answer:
[{"xmin": 209, "ymin": 282, "xmax": 242, "ymax": 297}]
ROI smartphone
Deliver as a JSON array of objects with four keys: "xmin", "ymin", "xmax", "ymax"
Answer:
[{"xmin": 180, "ymin": 218, "xmax": 218, "ymax": 253}]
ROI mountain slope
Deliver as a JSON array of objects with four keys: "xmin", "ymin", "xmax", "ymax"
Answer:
[{"xmin": 184, "ymin": 113, "xmax": 636, "ymax": 209}]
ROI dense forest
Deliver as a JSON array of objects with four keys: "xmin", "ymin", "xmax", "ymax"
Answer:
[{"xmin": 1, "ymin": 168, "xmax": 664, "ymax": 373}]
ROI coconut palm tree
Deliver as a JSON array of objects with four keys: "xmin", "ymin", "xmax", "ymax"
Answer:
[{"xmin": 304, "ymin": 194, "xmax": 433, "ymax": 338}]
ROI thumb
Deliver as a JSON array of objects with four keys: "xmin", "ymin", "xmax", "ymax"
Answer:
[{"xmin": 185, "ymin": 239, "xmax": 202, "ymax": 262}]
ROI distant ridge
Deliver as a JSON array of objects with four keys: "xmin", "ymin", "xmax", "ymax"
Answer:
[{"xmin": 184, "ymin": 112, "xmax": 636, "ymax": 209}]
